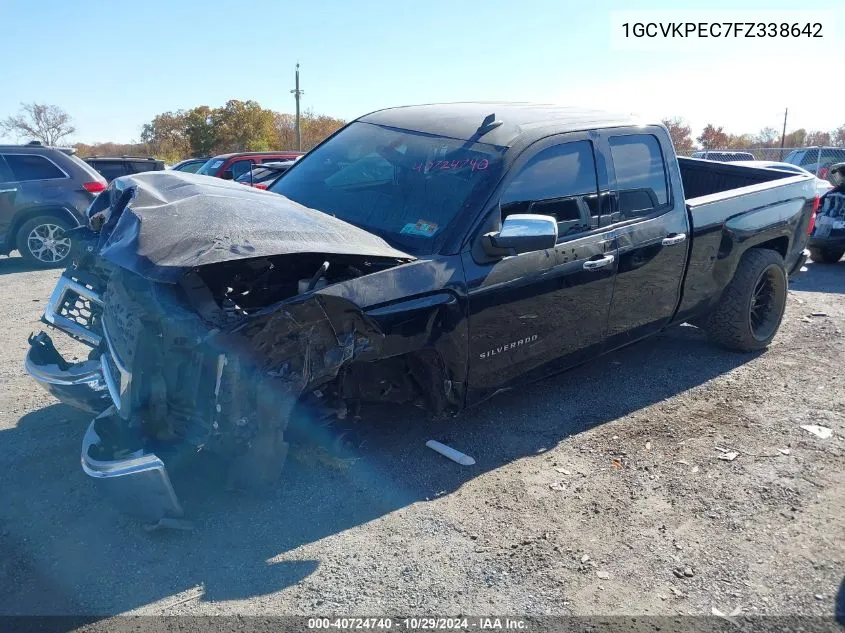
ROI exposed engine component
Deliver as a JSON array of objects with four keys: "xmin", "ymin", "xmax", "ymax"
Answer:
[{"xmin": 187, "ymin": 252, "xmax": 398, "ymax": 318}]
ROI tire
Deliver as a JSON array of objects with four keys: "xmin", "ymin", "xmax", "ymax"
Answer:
[
  {"xmin": 16, "ymin": 216, "xmax": 74, "ymax": 268},
  {"xmin": 704, "ymin": 249, "xmax": 788, "ymax": 352},
  {"xmin": 809, "ymin": 246, "xmax": 844, "ymax": 264}
]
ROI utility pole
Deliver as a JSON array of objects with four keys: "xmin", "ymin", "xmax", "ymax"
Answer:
[
  {"xmin": 779, "ymin": 107, "xmax": 788, "ymax": 160},
  {"xmin": 291, "ymin": 63, "xmax": 304, "ymax": 152}
]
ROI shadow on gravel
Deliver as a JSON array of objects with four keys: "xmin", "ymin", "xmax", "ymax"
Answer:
[
  {"xmin": 0, "ymin": 255, "xmax": 55, "ymax": 275},
  {"xmin": 0, "ymin": 324, "xmax": 759, "ymax": 616},
  {"xmin": 791, "ymin": 261, "xmax": 845, "ymax": 295}
]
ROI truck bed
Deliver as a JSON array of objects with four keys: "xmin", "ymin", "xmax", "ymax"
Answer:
[
  {"xmin": 674, "ymin": 157, "xmax": 817, "ymax": 323},
  {"xmin": 678, "ymin": 157, "xmax": 795, "ymax": 200}
]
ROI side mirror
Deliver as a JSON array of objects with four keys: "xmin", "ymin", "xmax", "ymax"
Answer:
[
  {"xmin": 221, "ymin": 170, "xmax": 234, "ymax": 180},
  {"xmin": 483, "ymin": 214, "xmax": 558, "ymax": 256}
]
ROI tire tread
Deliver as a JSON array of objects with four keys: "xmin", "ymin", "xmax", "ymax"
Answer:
[{"xmin": 704, "ymin": 249, "xmax": 786, "ymax": 352}]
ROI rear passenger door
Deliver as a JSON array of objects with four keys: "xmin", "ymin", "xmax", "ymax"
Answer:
[
  {"xmin": 600, "ymin": 131, "xmax": 689, "ymax": 347},
  {"xmin": 464, "ymin": 134, "xmax": 618, "ymax": 398},
  {"xmin": 0, "ymin": 154, "xmax": 21, "ymax": 247},
  {"xmin": 4, "ymin": 152, "xmax": 70, "ymax": 209}
]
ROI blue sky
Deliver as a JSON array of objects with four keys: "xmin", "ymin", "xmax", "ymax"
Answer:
[{"xmin": 1, "ymin": 0, "xmax": 841, "ymax": 144}]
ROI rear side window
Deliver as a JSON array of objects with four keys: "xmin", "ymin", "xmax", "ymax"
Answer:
[
  {"xmin": 501, "ymin": 140, "xmax": 599, "ymax": 238},
  {"xmin": 4, "ymin": 154, "xmax": 66, "ymax": 181},
  {"xmin": 821, "ymin": 149, "xmax": 845, "ymax": 163},
  {"xmin": 609, "ymin": 134, "xmax": 669, "ymax": 219},
  {"xmin": 89, "ymin": 161, "xmax": 129, "ymax": 181},
  {"xmin": 128, "ymin": 161, "xmax": 155, "ymax": 174},
  {"xmin": 67, "ymin": 154, "xmax": 103, "ymax": 179}
]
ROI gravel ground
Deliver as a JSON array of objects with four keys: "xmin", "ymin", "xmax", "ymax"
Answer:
[{"xmin": 0, "ymin": 253, "xmax": 842, "ymax": 619}]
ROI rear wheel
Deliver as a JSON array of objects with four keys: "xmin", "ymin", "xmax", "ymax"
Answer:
[
  {"xmin": 704, "ymin": 249, "xmax": 788, "ymax": 352},
  {"xmin": 16, "ymin": 216, "xmax": 73, "ymax": 268},
  {"xmin": 809, "ymin": 246, "xmax": 844, "ymax": 264}
]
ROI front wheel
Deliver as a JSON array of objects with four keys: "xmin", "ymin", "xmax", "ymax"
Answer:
[
  {"xmin": 704, "ymin": 249, "xmax": 788, "ymax": 352},
  {"xmin": 16, "ymin": 216, "xmax": 74, "ymax": 268},
  {"xmin": 809, "ymin": 246, "xmax": 844, "ymax": 264}
]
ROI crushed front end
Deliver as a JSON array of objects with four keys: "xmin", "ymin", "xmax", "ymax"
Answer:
[{"xmin": 25, "ymin": 172, "xmax": 419, "ymax": 524}]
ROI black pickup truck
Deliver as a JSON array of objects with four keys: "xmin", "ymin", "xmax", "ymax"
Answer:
[{"xmin": 25, "ymin": 103, "xmax": 817, "ymax": 525}]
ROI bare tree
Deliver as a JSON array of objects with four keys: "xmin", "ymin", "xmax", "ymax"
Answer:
[
  {"xmin": 1, "ymin": 102, "xmax": 76, "ymax": 145},
  {"xmin": 805, "ymin": 130, "xmax": 832, "ymax": 146}
]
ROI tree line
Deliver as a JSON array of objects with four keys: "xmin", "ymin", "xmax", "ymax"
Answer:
[
  {"xmin": 1, "ymin": 101, "xmax": 345, "ymax": 162},
  {"xmin": 4, "ymin": 102, "xmax": 845, "ymax": 160},
  {"xmin": 137, "ymin": 100, "xmax": 346, "ymax": 162},
  {"xmin": 661, "ymin": 117, "xmax": 845, "ymax": 153}
]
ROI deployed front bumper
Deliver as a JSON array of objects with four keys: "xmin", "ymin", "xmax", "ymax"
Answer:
[
  {"xmin": 26, "ymin": 334, "xmax": 184, "ymax": 522},
  {"xmin": 25, "ymin": 333, "xmax": 112, "ymax": 414},
  {"xmin": 82, "ymin": 408, "xmax": 183, "ymax": 523},
  {"xmin": 26, "ymin": 265, "xmax": 185, "ymax": 522}
]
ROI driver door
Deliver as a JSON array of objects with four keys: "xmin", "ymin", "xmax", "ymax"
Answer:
[{"xmin": 463, "ymin": 134, "xmax": 618, "ymax": 402}]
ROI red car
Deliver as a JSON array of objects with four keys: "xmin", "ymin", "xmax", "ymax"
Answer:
[{"xmin": 196, "ymin": 151, "xmax": 303, "ymax": 180}]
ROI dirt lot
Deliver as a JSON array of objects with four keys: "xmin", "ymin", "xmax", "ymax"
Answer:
[{"xmin": 0, "ymin": 253, "xmax": 842, "ymax": 619}]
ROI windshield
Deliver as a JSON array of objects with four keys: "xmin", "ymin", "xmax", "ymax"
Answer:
[
  {"xmin": 197, "ymin": 158, "xmax": 225, "ymax": 175},
  {"xmin": 269, "ymin": 121, "xmax": 506, "ymax": 255},
  {"xmin": 174, "ymin": 159, "xmax": 207, "ymax": 173}
]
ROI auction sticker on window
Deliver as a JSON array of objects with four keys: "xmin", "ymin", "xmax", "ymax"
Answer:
[{"xmin": 401, "ymin": 220, "xmax": 439, "ymax": 237}]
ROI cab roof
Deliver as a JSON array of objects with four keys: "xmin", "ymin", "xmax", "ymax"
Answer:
[{"xmin": 358, "ymin": 102, "xmax": 643, "ymax": 148}]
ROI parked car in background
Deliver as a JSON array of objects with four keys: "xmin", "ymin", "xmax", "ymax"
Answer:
[
  {"xmin": 170, "ymin": 157, "xmax": 211, "ymax": 173},
  {"xmin": 234, "ymin": 160, "xmax": 296, "ymax": 189},
  {"xmin": 783, "ymin": 147, "xmax": 845, "ymax": 182},
  {"xmin": 728, "ymin": 160, "xmax": 833, "ymax": 198},
  {"xmin": 807, "ymin": 162, "xmax": 845, "ymax": 264},
  {"xmin": 196, "ymin": 151, "xmax": 303, "ymax": 180},
  {"xmin": 84, "ymin": 156, "xmax": 166, "ymax": 182},
  {"xmin": 691, "ymin": 150, "xmax": 755, "ymax": 162},
  {"xmin": 0, "ymin": 144, "xmax": 107, "ymax": 267}
]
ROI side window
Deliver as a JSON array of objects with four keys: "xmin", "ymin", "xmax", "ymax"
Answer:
[
  {"xmin": 4, "ymin": 154, "xmax": 66, "ymax": 182},
  {"xmin": 90, "ymin": 162, "xmax": 128, "ymax": 181},
  {"xmin": 0, "ymin": 155, "xmax": 15, "ymax": 183},
  {"xmin": 500, "ymin": 140, "xmax": 598, "ymax": 239},
  {"xmin": 798, "ymin": 151, "xmax": 817, "ymax": 166},
  {"xmin": 229, "ymin": 159, "xmax": 253, "ymax": 180},
  {"xmin": 608, "ymin": 134, "xmax": 669, "ymax": 219},
  {"xmin": 128, "ymin": 161, "xmax": 153, "ymax": 174}
]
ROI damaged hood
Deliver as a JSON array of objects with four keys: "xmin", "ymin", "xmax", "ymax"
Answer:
[{"xmin": 91, "ymin": 171, "xmax": 413, "ymax": 283}]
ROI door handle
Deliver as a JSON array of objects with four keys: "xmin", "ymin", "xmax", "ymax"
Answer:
[
  {"xmin": 0, "ymin": 187, "xmax": 18, "ymax": 194},
  {"xmin": 583, "ymin": 254, "xmax": 615, "ymax": 270},
  {"xmin": 662, "ymin": 233, "xmax": 687, "ymax": 246}
]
